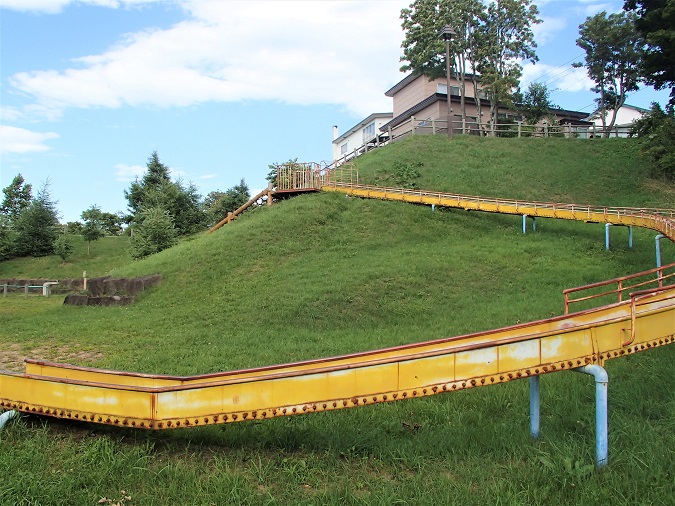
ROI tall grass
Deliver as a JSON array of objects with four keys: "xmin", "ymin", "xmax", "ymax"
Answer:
[{"xmin": 0, "ymin": 136, "xmax": 673, "ymax": 505}]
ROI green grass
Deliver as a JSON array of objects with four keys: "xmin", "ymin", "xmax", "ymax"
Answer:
[
  {"xmin": 1, "ymin": 136, "xmax": 674, "ymax": 505},
  {"xmin": 0, "ymin": 235, "xmax": 133, "ymax": 280}
]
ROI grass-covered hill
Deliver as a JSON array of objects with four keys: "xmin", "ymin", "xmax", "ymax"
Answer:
[{"xmin": 1, "ymin": 135, "xmax": 674, "ymax": 505}]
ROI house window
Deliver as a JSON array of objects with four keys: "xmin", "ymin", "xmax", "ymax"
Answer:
[
  {"xmin": 340, "ymin": 142, "xmax": 349, "ymax": 155},
  {"xmin": 362, "ymin": 122, "xmax": 376, "ymax": 143},
  {"xmin": 437, "ymin": 84, "xmax": 460, "ymax": 96}
]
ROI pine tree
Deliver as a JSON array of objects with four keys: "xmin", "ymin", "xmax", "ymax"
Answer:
[{"xmin": 13, "ymin": 181, "xmax": 60, "ymax": 257}]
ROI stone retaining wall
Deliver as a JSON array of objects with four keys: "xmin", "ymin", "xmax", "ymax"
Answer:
[{"xmin": 1, "ymin": 275, "xmax": 162, "ymax": 306}]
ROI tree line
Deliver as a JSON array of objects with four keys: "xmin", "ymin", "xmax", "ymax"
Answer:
[
  {"xmin": 399, "ymin": 0, "xmax": 674, "ymax": 176},
  {"xmin": 0, "ymin": 152, "xmax": 254, "ymax": 261}
]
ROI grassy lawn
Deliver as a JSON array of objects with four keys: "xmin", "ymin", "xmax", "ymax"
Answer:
[
  {"xmin": 0, "ymin": 235, "xmax": 133, "ymax": 280},
  {"xmin": 0, "ymin": 136, "xmax": 673, "ymax": 505}
]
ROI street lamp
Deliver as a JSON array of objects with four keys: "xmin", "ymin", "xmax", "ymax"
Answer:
[{"xmin": 440, "ymin": 25, "xmax": 456, "ymax": 138}]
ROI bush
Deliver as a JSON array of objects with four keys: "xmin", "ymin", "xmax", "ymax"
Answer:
[
  {"xmin": 373, "ymin": 160, "xmax": 423, "ymax": 189},
  {"xmin": 631, "ymin": 103, "xmax": 675, "ymax": 179},
  {"xmin": 53, "ymin": 234, "xmax": 74, "ymax": 262}
]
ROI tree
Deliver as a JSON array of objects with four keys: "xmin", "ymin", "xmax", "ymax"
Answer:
[
  {"xmin": 631, "ymin": 102, "xmax": 675, "ymax": 178},
  {"xmin": 0, "ymin": 215, "xmax": 17, "ymax": 261},
  {"xmin": 1, "ymin": 174, "xmax": 32, "ymax": 221},
  {"xmin": 81, "ymin": 205, "xmax": 106, "ymax": 255},
  {"xmin": 53, "ymin": 233, "xmax": 74, "ymax": 262},
  {"xmin": 267, "ymin": 158, "xmax": 301, "ymax": 189},
  {"xmin": 516, "ymin": 82, "xmax": 557, "ymax": 125},
  {"xmin": 125, "ymin": 151, "xmax": 172, "ymax": 217},
  {"xmin": 130, "ymin": 206, "xmax": 178, "ymax": 259},
  {"xmin": 100, "ymin": 212, "xmax": 123, "ymax": 236},
  {"xmin": 124, "ymin": 152, "xmax": 207, "ymax": 235},
  {"xmin": 624, "ymin": 0, "xmax": 675, "ymax": 105},
  {"xmin": 205, "ymin": 179, "xmax": 251, "ymax": 225},
  {"xmin": 575, "ymin": 11, "xmax": 644, "ymax": 137},
  {"xmin": 65, "ymin": 221, "xmax": 83, "ymax": 235},
  {"xmin": 13, "ymin": 181, "xmax": 60, "ymax": 257},
  {"xmin": 400, "ymin": 0, "xmax": 486, "ymax": 131},
  {"xmin": 476, "ymin": 0, "xmax": 541, "ymax": 134}
]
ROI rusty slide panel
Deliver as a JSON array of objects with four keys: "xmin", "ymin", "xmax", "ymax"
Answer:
[
  {"xmin": 3, "ymin": 287, "xmax": 673, "ymax": 430},
  {"xmin": 22, "ymin": 300, "xmax": 631, "ymax": 388},
  {"xmin": 23, "ymin": 361, "xmax": 185, "ymax": 388},
  {"xmin": 0, "ymin": 373, "xmax": 156, "ymax": 427},
  {"xmin": 152, "ymin": 363, "xmax": 401, "ymax": 424}
]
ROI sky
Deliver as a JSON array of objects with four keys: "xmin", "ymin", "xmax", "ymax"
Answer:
[{"xmin": 0, "ymin": 0, "xmax": 671, "ymax": 223}]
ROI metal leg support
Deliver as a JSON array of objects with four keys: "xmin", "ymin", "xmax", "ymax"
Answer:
[
  {"xmin": 573, "ymin": 365, "xmax": 609, "ymax": 468},
  {"xmin": 523, "ymin": 215, "xmax": 535, "ymax": 234},
  {"xmin": 656, "ymin": 234, "xmax": 665, "ymax": 269},
  {"xmin": 530, "ymin": 376, "xmax": 540, "ymax": 439},
  {"xmin": 0, "ymin": 410, "xmax": 17, "ymax": 430}
]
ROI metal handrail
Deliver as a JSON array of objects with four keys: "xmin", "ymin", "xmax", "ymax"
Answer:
[{"xmin": 563, "ymin": 264, "xmax": 675, "ymax": 314}]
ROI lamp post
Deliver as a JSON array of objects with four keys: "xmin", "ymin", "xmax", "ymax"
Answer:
[{"xmin": 441, "ymin": 25, "xmax": 456, "ymax": 138}]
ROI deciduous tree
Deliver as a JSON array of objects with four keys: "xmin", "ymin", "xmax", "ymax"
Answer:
[
  {"xmin": 624, "ymin": 0, "xmax": 675, "ymax": 105},
  {"xmin": 575, "ymin": 11, "xmax": 643, "ymax": 137},
  {"xmin": 631, "ymin": 103, "xmax": 675, "ymax": 178},
  {"xmin": 81, "ymin": 205, "xmax": 106, "ymax": 255},
  {"xmin": 205, "ymin": 179, "xmax": 251, "ymax": 225},
  {"xmin": 476, "ymin": 0, "xmax": 541, "ymax": 134},
  {"xmin": 516, "ymin": 82, "xmax": 557, "ymax": 125},
  {"xmin": 400, "ymin": 0, "xmax": 485, "ymax": 131},
  {"xmin": 1, "ymin": 174, "xmax": 32, "ymax": 220}
]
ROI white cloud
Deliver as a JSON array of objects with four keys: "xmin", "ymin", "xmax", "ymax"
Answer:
[
  {"xmin": 0, "ymin": 0, "xmax": 165, "ymax": 14},
  {"xmin": 534, "ymin": 16, "xmax": 568, "ymax": 45},
  {"xmin": 114, "ymin": 162, "xmax": 145, "ymax": 181},
  {"xmin": 8, "ymin": 1, "xmax": 404, "ymax": 118},
  {"xmin": 0, "ymin": 106, "xmax": 24, "ymax": 123},
  {"xmin": 581, "ymin": 3, "xmax": 620, "ymax": 16},
  {"xmin": 0, "ymin": 125, "xmax": 59, "ymax": 154}
]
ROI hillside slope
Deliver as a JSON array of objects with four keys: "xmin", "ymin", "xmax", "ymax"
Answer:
[
  {"xmin": 2, "ymin": 136, "xmax": 673, "ymax": 376},
  {"xmin": 355, "ymin": 136, "xmax": 675, "ymax": 208}
]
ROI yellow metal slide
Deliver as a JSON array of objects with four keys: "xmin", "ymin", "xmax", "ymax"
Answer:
[{"xmin": 1, "ymin": 181, "xmax": 673, "ymax": 431}]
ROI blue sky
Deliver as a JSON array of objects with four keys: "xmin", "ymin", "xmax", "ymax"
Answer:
[{"xmin": 0, "ymin": 0, "xmax": 670, "ymax": 223}]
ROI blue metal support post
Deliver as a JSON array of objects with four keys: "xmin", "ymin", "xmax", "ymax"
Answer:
[
  {"xmin": 530, "ymin": 376, "xmax": 540, "ymax": 438},
  {"xmin": 573, "ymin": 365, "xmax": 609, "ymax": 468}
]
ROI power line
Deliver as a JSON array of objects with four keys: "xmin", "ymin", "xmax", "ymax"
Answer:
[{"xmin": 520, "ymin": 53, "xmax": 585, "ymax": 90}]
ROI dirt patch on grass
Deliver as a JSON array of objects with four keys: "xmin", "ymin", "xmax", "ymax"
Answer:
[{"xmin": 0, "ymin": 343, "xmax": 104, "ymax": 372}]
